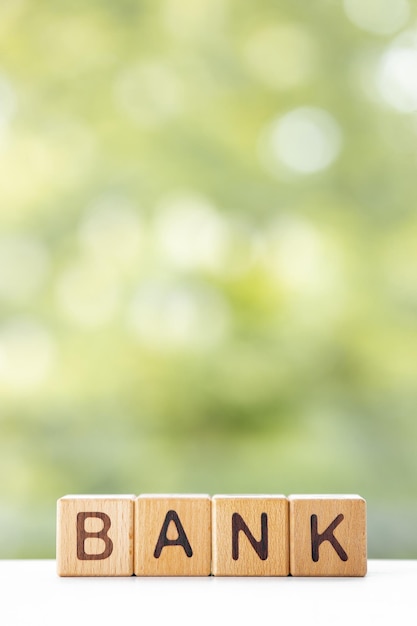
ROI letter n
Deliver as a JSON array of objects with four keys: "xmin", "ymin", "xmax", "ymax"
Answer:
[{"xmin": 232, "ymin": 512, "xmax": 268, "ymax": 561}]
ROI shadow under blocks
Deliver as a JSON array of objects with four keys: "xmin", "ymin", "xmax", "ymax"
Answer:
[{"xmin": 56, "ymin": 494, "xmax": 367, "ymax": 577}]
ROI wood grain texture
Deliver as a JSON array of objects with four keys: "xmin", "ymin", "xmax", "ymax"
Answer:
[
  {"xmin": 212, "ymin": 495, "xmax": 289, "ymax": 576},
  {"xmin": 134, "ymin": 495, "xmax": 211, "ymax": 576},
  {"xmin": 56, "ymin": 495, "xmax": 135, "ymax": 576},
  {"xmin": 289, "ymin": 495, "xmax": 367, "ymax": 577}
]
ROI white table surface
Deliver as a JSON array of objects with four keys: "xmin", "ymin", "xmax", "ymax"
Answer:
[{"xmin": 1, "ymin": 559, "xmax": 415, "ymax": 625}]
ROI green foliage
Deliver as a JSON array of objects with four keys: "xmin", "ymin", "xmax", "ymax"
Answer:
[{"xmin": 1, "ymin": 0, "xmax": 417, "ymax": 558}]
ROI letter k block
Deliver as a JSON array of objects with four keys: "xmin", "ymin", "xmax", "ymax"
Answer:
[
  {"xmin": 288, "ymin": 495, "xmax": 367, "ymax": 576},
  {"xmin": 57, "ymin": 495, "xmax": 135, "ymax": 576}
]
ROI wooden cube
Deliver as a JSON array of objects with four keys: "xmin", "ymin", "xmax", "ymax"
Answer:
[
  {"xmin": 134, "ymin": 494, "xmax": 211, "ymax": 576},
  {"xmin": 289, "ymin": 495, "xmax": 367, "ymax": 576},
  {"xmin": 56, "ymin": 495, "xmax": 135, "ymax": 576},
  {"xmin": 212, "ymin": 495, "xmax": 289, "ymax": 576}
]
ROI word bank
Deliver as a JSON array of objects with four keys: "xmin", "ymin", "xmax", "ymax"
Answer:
[{"xmin": 56, "ymin": 494, "xmax": 367, "ymax": 577}]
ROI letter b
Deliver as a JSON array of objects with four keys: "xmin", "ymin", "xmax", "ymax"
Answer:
[
  {"xmin": 57, "ymin": 496, "xmax": 135, "ymax": 576},
  {"xmin": 77, "ymin": 512, "xmax": 114, "ymax": 560}
]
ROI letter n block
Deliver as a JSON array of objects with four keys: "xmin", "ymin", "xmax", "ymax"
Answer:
[
  {"xmin": 212, "ymin": 495, "xmax": 289, "ymax": 576},
  {"xmin": 289, "ymin": 495, "xmax": 367, "ymax": 576},
  {"xmin": 135, "ymin": 495, "xmax": 211, "ymax": 576},
  {"xmin": 56, "ymin": 495, "xmax": 135, "ymax": 576}
]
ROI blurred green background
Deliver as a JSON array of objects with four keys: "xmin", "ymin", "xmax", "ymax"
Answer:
[{"xmin": 1, "ymin": 0, "xmax": 417, "ymax": 559}]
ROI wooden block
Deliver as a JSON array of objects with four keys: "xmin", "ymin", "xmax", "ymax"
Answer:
[
  {"xmin": 134, "ymin": 494, "xmax": 211, "ymax": 576},
  {"xmin": 56, "ymin": 495, "xmax": 135, "ymax": 576},
  {"xmin": 212, "ymin": 495, "xmax": 289, "ymax": 576},
  {"xmin": 289, "ymin": 494, "xmax": 367, "ymax": 576}
]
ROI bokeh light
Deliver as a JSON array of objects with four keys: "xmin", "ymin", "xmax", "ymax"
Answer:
[
  {"xmin": 79, "ymin": 195, "xmax": 144, "ymax": 272},
  {"xmin": 153, "ymin": 193, "xmax": 228, "ymax": 273},
  {"xmin": 0, "ymin": 317, "xmax": 56, "ymax": 392},
  {"xmin": 377, "ymin": 29, "xmax": 417, "ymax": 112},
  {"xmin": 114, "ymin": 61, "xmax": 185, "ymax": 129},
  {"xmin": 244, "ymin": 23, "xmax": 317, "ymax": 91},
  {"xmin": 260, "ymin": 107, "xmax": 342, "ymax": 175},
  {"xmin": 128, "ymin": 278, "xmax": 230, "ymax": 351},
  {"xmin": 344, "ymin": 0, "xmax": 410, "ymax": 36},
  {"xmin": 0, "ymin": 235, "xmax": 49, "ymax": 303},
  {"xmin": 56, "ymin": 258, "xmax": 120, "ymax": 328}
]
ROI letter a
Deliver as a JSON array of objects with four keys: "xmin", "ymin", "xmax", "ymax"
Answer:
[
  {"xmin": 310, "ymin": 514, "xmax": 348, "ymax": 562},
  {"xmin": 153, "ymin": 510, "xmax": 193, "ymax": 558},
  {"xmin": 77, "ymin": 512, "xmax": 114, "ymax": 560},
  {"xmin": 232, "ymin": 512, "xmax": 268, "ymax": 561}
]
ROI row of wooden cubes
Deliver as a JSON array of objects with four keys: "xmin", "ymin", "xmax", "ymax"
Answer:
[{"xmin": 57, "ymin": 494, "xmax": 367, "ymax": 577}]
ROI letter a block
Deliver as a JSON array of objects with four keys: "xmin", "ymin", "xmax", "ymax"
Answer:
[
  {"xmin": 212, "ymin": 495, "xmax": 289, "ymax": 576},
  {"xmin": 134, "ymin": 495, "xmax": 211, "ymax": 576},
  {"xmin": 56, "ymin": 495, "xmax": 135, "ymax": 576},
  {"xmin": 289, "ymin": 495, "xmax": 367, "ymax": 576}
]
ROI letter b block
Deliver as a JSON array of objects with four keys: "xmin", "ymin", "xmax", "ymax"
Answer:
[
  {"xmin": 212, "ymin": 495, "xmax": 289, "ymax": 576},
  {"xmin": 135, "ymin": 495, "xmax": 211, "ymax": 576},
  {"xmin": 289, "ymin": 495, "xmax": 367, "ymax": 576},
  {"xmin": 56, "ymin": 495, "xmax": 135, "ymax": 576}
]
